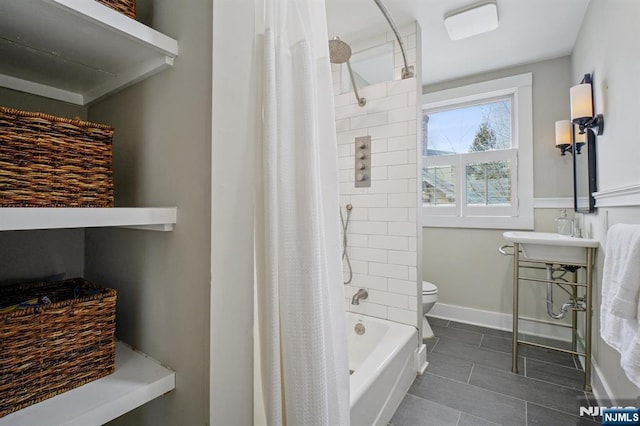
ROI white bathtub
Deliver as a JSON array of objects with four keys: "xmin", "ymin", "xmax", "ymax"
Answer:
[{"xmin": 347, "ymin": 312, "xmax": 418, "ymax": 426}]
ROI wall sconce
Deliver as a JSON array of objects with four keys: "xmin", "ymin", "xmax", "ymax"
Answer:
[
  {"xmin": 555, "ymin": 120, "xmax": 572, "ymax": 155},
  {"xmin": 574, "ymin": 125, "xmax": 586, "ymax": 154},
  {"xmin": 570, "ymin": 73, "xmax": 604, "ymax": 135},
  {"xmin": 555, "ymin": 120, "xmax": 586, "ymax": 156}
]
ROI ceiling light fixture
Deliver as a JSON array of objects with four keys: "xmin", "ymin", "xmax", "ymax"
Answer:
[{"xmin": 444, "ymin": 1, "xmax": 499, "ymax": 41}]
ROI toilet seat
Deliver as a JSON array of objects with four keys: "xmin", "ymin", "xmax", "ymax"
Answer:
[{"xmin": 422, "ymin": 281, "xmax": 438, "ymax": 295}]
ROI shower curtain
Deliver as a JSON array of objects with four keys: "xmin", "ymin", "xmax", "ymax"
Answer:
[{"xmin": 255, "ymin": 0, "xmax": 350, "ymax": 424}]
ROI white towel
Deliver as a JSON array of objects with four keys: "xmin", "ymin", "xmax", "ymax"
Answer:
[{"xmin": 601, "ymin": 223, "xmax": 640, "ymax": 387}]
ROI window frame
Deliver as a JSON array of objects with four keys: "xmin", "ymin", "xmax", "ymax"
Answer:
[{"xmin": 421, "ymin": 73, "xmax": 534, "ymax": 230}]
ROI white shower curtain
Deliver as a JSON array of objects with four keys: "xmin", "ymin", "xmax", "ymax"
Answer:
[{"xmin": 256, "ymin": 0, "xmax": 350, "ymax": 425}]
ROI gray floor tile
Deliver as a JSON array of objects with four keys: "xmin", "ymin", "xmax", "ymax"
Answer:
[
  {"xmin": 447, "ymin": 321, "xmax": 513, "ymax": 340},
  {"xmin": 579, "ymin": 393, "xmax": 598, "ymax": 421},
  {"xmin": 457, "ymin": 413, "xmax": 501, "ymax": 426},
  {"xmin": 574, "ymin": 355, "xmax": 585, "ymax": 371},
  {"xmin": 432, "ymin": 324, "xmax": 483, "ymax": 346},
  {"xmin": 426, "ymin": 316, "xmax": 450, "ymax": 327},
  {"xmin": 481, "ymin": 334, "xmax": 576, "ymax": 368},
  {"xmin": 527, "ymin": 402, "xmax": 599, "ymax": 425},
  {"xmin": 521, "ymin": 333, "xmax": 574, "ymax": 351},
  {"xmin": 389, "ymin": 393, "xmax": 460, "ymax": 426},
  {"xmin": 469, "ymin": 364, "xmax": 585, "ymax": 415},
  {"xmin": 583, "ymin": 392, "xmax": 596, "ymax": 407},
  {"xmin": 425, "ymin": 336, "xmax": 439, "ymax": 352},
  {"xmin": 425, "ymin": 351, "xmax": 474, "ymax": 383},
  {"xmin": 409, "ymin": 373, "xmax": 526, "ymax": 425},
  {"xmin": 433, "ymin": 336, "xmax": 523, "ymax": 373},
  {"xmin": 392, "ymin": 321, "xmax": 603, "ymax": 425},
  {"xmin": 526, "ymin": 358, "xmax": 585, "ymax": 390}
]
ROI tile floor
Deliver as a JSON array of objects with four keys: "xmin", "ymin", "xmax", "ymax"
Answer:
[{"xmin": 390, "ymin": 317, "xmax": 600, "ymax": 426}]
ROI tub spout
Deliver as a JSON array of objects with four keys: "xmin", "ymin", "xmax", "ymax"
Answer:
[{"xmin": 351, "ymin": 289, "xmax": 368, "ymax": 305}]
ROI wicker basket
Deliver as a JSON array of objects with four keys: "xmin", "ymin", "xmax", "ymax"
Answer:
[
  {"xmin": 0, "ymin": 278, "xmax": 117, "ymax": 418},
  {"xmin": 95, "ymin": 0, "xmax": 136, "ymax": 19},
  {"xmin": 0, "ymin": 107, "xmax": 114, "ymax": 207}
]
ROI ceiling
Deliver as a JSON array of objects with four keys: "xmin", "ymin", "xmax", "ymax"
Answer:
[{"xmin": 325, "ymin": 0, "xmax": 590, "ymax": 86}]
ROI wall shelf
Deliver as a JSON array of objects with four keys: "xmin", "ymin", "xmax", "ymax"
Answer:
[
  {"xmin": 0, "ymin": 207, "xmax": 177, "ymax": 232},
  {"xmin": 0, "ymin": 0, "xmax": 179, "ymax": 105},
  {"xmin": 0, "ymin": 341, "xmax": 175, "ymax": 426}
]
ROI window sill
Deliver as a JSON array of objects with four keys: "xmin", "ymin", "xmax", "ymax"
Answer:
[{"xmin": 422, "ymin": 213, "xmax": 534, "ymax": 230}]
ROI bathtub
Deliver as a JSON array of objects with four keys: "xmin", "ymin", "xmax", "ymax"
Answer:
[{"xmin": 347, "ymin": 312, "xmax": 418, "ymax": 426}]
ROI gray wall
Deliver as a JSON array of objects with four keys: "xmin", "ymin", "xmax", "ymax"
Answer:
[
  {"xmin": 571, "ymin": 0, "xmax": 640, "ymax": 401},
  {"xmin": 423, "ymin": 56, "xmax": 575, "ymax": 321},
  {"xmin": 85, "ymin": 0, "xmax": 212, "ymax": 424},
  {"xmin": 0, "ymin": 89, "xmax": 87, "ymax": 285}
]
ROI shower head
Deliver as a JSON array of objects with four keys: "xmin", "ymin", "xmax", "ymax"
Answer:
[
  {"xmin": 328, "ymin": 36, "xmax": 366, "ymax": 107},
  {"xmin": 328, "ymin": 37, "xmax": 352, "ymax": 64}
]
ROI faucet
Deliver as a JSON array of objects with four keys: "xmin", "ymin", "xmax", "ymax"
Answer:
[
  {"xmin": 351, "ymin": 289, "xmax": 368, "ymax": 305},
  {"xmin": 572, "ymin": 216, "xmax": 582, "ymax": 238}
]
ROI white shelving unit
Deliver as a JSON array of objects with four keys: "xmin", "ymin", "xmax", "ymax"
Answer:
[
  {"xmin": 0, "ymin": 2, "xmax": 180, "ymax": 423},
  {"xmin": 0, "ymin": 0, "xmax": 179, "ymax": 105},
  {"xmin": 0, "ymin": 207, "xmax": 177, "ymax": 232},
  {"xmin": 0, "ymin": 342, "xmax": 175, "ymax": 426}
]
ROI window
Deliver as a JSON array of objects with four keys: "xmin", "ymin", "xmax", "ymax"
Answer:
[{"xmin": 421, "ymin": 74, "xmax": 533, "ymax": 229}]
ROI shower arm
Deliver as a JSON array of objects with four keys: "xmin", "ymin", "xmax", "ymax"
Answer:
[{"xmin": 373, "ymin": 0, "xmax": 414, "ymax": 79}]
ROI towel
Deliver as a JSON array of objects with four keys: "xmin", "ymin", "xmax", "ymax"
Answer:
[{"xmin": 601, "ymin": 223, "xmax": 640, "ymax": 387}]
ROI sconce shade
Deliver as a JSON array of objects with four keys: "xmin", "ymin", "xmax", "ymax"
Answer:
[
  {"xmin": 570, "ymin": 83, "xmax": 593, "ymax": 122},
  {"xmin": 555, "ymin": 120, "xmax": 572, "ymax": 146}
]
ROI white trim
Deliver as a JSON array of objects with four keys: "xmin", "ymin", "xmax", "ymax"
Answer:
[
  {"xmin": 416, "ymin": 344, "xmax": 428, "ymax": 375},
  {"xmin": 594, "ymin": 184, "xmax": 640, "ymax": 207},
  {"xmin": 0, "ymin": 207, "xmax": 177, "ymax": 232},
  {"xmin": 591, "ymin": 358, "xmax": 615, "ymax": 405},
  {"xmin": 533, "ymin": 197, "xmax": 573, "ymax": 209},
  {"xmin": 421, "ymin": 73, "xmax": 533, "ymax": 230},
  {"xmin": 423, "ymin": 213, "xmax": 533, "ymax": 230},
  {"xmin": 422, "ymin": 73, "xmax": 532, "ymax": 107},
  {"xmin": 429, "ymin": 302, "xmax": 572, "ymax": 341}
]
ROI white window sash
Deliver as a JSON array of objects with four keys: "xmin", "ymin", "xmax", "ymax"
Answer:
[
  {"xmin": 423, "ymin": 155, "xmax": 458, "ymax": 216},
  {"xmin": 461, "ymin": 149, "xmax": 518, "ymax": 217},
  {"xmin": 423, "ymin": 149, "xmax": 517, "ymax": 218}
]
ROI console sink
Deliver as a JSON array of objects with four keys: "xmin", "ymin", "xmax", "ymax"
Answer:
[{"xmin": 503, "ymin": 231, "xmax": 599, "ymax": 264}]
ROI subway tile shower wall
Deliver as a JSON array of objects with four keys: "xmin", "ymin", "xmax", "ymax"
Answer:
[{"xmin": 333, "ymin": 24, "xmax": 420, "ymax": 327}]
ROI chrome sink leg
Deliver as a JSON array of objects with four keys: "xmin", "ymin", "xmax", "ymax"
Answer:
[{"xmin": 512, "ymin": 242, "xmax": 519, "ymax": 374}]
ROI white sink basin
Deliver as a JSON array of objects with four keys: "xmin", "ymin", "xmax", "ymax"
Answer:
[{"xmin": 503, "ymin": 231, "xmax": 598, "ymax": 264}]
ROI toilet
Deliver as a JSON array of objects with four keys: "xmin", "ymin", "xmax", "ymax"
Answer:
[{"xmin": 422, "ymin": 281, "xmax": 439, "ymax": 339}]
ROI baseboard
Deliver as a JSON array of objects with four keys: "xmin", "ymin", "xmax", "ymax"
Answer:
[
  {"xmin": 429, "ymin": 303, "xmax": 573, "ymax": 342},
  {"xmin": 534, "ymin": 197, "xmax": 573, "ymax": 209},
  {"xmin": 416, "ymin": 344, "xmax": 427, "ymax": 374},
  {"xmin": 591, "ymin": 358, "xmax": 615, "ymax": 404}
]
